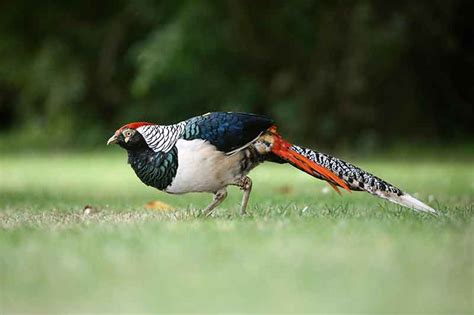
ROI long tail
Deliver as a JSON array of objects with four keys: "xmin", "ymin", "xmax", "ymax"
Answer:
[{"xmin": 266, "ymin": 128, "xmax": 438, "ymax": 215}]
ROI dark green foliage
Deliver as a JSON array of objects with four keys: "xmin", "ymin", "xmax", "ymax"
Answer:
[{"xmin": 0, "ymin": 0, "xmax": 472, "ymax": 149}]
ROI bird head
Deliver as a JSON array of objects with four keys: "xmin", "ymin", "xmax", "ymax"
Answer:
[{"xmin": 107, "ymin": 122, "xmax": 153, "ymax": 150}]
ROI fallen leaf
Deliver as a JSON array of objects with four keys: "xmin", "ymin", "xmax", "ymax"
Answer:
[
  {"xmin": 144, "ymin": 200, "xmax": 175, "ymax": 211},
  {"xmin": 275, "ymin": 185, "xmax": 294, "ymax": 195}
]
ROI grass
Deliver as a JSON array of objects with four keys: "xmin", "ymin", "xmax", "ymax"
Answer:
[{"xmin": 0, "ymin": 151, "xmax": 473, "ymax": 313}]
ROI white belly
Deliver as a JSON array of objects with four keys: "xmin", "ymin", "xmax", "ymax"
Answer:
[{"xmin": 165, "ymin": 139, "xmax": 244, "ymax": 194}]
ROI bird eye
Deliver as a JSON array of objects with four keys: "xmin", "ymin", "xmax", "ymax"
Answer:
[{"xmin": 124, "ymin": 130, "xmax": 133, "ymax": 137}]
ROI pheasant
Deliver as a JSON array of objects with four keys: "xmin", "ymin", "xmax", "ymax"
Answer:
[{"xmin": 107, "ymin": 112, "xmax": 437, "ymax": 216}]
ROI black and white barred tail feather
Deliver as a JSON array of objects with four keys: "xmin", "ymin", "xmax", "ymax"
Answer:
[{"xmin": 290, "ymin": 145, "xmax": 438, "ymax": 215}]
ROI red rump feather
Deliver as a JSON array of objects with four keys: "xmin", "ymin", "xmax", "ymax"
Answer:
[{"xmin": 269, "ymin": 127, "xmax": 351, "ymax": 194}]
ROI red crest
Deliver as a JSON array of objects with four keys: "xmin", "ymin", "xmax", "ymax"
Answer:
[{"xmin": 119, "ymin": 122, "xmax": 154, "ymax": 131}]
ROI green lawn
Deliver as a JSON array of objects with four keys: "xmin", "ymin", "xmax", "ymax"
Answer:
[{"xmin": 0, "ymin": 151, "xmax": 473, "ymax": 313}]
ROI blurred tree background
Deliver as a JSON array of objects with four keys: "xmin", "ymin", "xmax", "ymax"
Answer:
[{"xmin": 0, "ymin": 0, "xmax": 472, "ymax": 151}]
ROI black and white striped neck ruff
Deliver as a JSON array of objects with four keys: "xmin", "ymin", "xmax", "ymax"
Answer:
[{"xmin": 136, "ymin": 122, "xmax": 186, "ymax": 153}]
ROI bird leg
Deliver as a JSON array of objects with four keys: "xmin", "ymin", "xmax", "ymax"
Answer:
[
  {"xmin": 203, "ymin": 188, "xmax": 228, "ymax": 216},
  {"xmin": 238, "ymin": 176, "xmax": 252, "ymax": 215}
]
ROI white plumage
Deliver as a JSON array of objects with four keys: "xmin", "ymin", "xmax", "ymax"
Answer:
[
  {"xmin": 165, "ymin": 139, "xmax": 244, "ymax": 194},
  {"xmin": 390, "ymin": 194, "xmax": 438, "ymax": 215}
]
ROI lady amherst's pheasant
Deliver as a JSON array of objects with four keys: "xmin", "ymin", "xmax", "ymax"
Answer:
[{"xmin": 107, "ymin": 112, "xmax": 437, "ymax": 215}]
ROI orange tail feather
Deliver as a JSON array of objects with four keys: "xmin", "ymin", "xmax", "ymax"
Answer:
[{"xmin": 270, "ymin": 132, "xmax": 350, "ymax": 193}]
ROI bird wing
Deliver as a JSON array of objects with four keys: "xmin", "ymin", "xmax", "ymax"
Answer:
[{"xmin": 182, "ymin": 112, "xmax": 274, "ymax": 153}]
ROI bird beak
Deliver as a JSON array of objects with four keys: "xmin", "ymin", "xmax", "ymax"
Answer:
[{"xmin": 107, "ymin": 134, "xmax": 118, "ymax": 145}]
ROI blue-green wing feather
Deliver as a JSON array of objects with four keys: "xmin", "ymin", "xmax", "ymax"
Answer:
[{"xmin": 183, "ymin": 112, "xmax": 274, "ymax": 153}]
